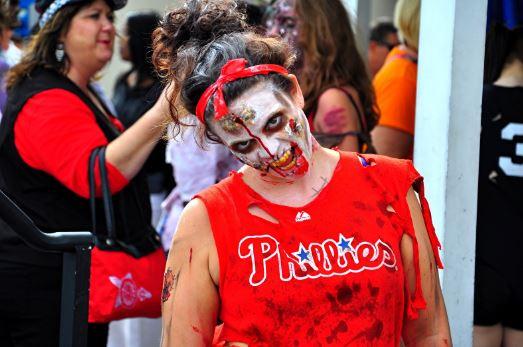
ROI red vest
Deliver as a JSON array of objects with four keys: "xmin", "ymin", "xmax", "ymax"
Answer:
[{"xmin": 197, "ymin": 152, "xmax": 442, "ymax": 346}]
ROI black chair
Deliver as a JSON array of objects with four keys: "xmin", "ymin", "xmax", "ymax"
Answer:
[{"xmin": 0, "ymin": 189, "xmax": 94, "ymax": 347}]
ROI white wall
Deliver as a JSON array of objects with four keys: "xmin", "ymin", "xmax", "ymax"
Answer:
[
  {"xmin": 343, "ymin": 0, "xmax": 397, "ymax": 58},
  {"xmin": 415, "ymin": 0, "xmax": 487, "ymax": 345},
  {"xmin": 371, "ymin": 0, "xmax": 396, "ymax": 20}
]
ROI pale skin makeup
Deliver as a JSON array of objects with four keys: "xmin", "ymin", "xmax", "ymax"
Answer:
[
  {"xmin": 265, "ymin": 0, "xmax": 299, "ymax": 47},
  {"xmin": 207, "ymin": 79, "xmax": 313, "ymax": 181}
]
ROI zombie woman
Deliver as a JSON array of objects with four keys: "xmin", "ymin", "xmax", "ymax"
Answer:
[
  {"xmin": 154, "ymin": 0, "xmax": 451, "ymax": 346},
  {"xmin": 265, "ymin": 0, "xmax": 378, "ymax": 152}
]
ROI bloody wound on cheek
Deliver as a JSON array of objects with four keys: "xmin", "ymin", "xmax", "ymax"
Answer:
[
  {"xmin": 289, "ymin": 118, "xmax": 297, "ymax": 133},
  {"xmin": 290, "ymin": 142, "xmax": 309, "ymax": 175}
]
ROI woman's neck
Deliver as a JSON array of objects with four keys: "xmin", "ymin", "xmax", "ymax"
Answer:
[
  {"xmin": 241, "ymin": 146, "xmax": 340, "ymax": 207},
  {"xmin": 67, "ymin": 65, "xmax": 96, "ymax": 94},
  {"xmin": 399, "ymin": 44, "xmax": 418, "ymax": 57},
  {"xmin": 494, "ymin": 58, "xmax": 523, "ymax": 87}
]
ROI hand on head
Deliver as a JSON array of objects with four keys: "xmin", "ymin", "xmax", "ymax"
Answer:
[{"xmin": 153, "ymin": 0, "xmax": 318, "ymax": 180}]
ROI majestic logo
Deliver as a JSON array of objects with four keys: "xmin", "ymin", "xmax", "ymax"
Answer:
[
  {"xmin": 238, "ymin": 234, "xmax": 397, "ymax": 286},
  {"xmin": 109, "ymin": 273, "xmax": 152, "ymax": 309},
  {"xmin": 295, "ymin": 211, "xmax": 311, "ymax": 222}
]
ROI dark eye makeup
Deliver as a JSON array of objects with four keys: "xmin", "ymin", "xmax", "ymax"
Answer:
[
  {"xmin": 231, "ymin": 139, "xmax": 256, "ymax": 154},
  {"xmin": 264, "ymin": 112, "xmax": 286, "ymax": 133},
  {"xmin": 228, "ymin": 111, "xmax": 288, "ymax": 154},
  {"xmin": 281, "ymin": 17, "xmax": 296, "ymax": 29}
]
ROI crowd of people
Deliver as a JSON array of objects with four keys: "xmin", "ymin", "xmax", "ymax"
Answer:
[{"xmin": 0, "ymin": 0, "xmax": 520, "ymax": 345}]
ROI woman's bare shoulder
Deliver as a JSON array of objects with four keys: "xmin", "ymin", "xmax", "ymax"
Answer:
[
  {"xmin": 175, "ymin": 198, "xmax": 213, "ymax": 240},
  {"xmin": 318, "ymin": 85, "xmax": 360, "ymax": 104}
]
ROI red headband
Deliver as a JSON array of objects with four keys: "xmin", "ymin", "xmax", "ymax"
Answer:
[{"xmin": 195, "ymin": 58, "xmax": 289, "ymax": 123}]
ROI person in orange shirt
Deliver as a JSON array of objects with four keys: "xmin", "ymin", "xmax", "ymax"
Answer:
[
  {"xmin": 371, "ymin": 0, "xmax": 420, "ymax": 159},
  {"xmin": 367, "ymin": 19, "xmax": 400, "ymax": 78}
]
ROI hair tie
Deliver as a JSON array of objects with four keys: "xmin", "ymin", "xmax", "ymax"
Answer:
[{"xmin": 195, "ymin": 58, "xmax": 289, "ymax": 123}]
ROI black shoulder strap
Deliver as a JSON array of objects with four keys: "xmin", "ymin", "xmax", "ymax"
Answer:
[
  {"xmin": 334, "ymin": 87, "xmax": 368, "ymax": 133},
  {"xmin": 88, "ymin": 146, "xmax": 116, "ymax": 245},
  {"xmin": 97, "ymin": 147, "xmax": 116, "ymax": 241},
  {"xmin": 88, "ymin": 147, "xmax": 101, "ymax": 236},
  {"xmin": 334, "ymin": 88, "xmax": 376, "ymax": 153}
]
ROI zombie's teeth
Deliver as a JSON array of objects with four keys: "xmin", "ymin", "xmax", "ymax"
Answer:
[
  {"xmin": 271, "ymin": 149, "xmax": 292, "ymax": 167},
  {"xmin": 280, "ymin": 157, "xmax": 297, "ymax": 171}
]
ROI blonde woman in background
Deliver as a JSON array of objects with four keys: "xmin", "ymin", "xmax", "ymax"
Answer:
[{"xmin": 371, "ymin": 0, "xmax": 420, "ymax": 159}]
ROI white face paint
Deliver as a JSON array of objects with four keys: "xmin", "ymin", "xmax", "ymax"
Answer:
[{"xmin": 207, "ymin": 81, "xmax": 313, "ymax": 179}]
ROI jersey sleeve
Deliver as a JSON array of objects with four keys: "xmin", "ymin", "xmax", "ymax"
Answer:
[
  {"xmin": 14, "ymin": 89, "xmax": 128, "ymax": 199},
  {"xmin": 395, "ymin": 160, "xmax": 443, "ymax": 268},
  {"xmin": 359, "ymin": 154, "xmax": 443, "ymax": 319}
]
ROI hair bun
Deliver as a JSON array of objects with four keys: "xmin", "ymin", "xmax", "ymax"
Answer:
[
  {"xmin": 153, "ymin": 0, "xmax": 249, "ymax": 80},
  {"xmin": 165, "ymin": 0, "xmax": 247, "ymax": 52}
]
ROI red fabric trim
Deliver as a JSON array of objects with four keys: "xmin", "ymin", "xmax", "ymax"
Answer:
[
  {"xmin": 355, "ymin": 155, "xmax": 443, "ymax": 320},
  {"xmin": 195, "ymin": 59, "xmax": 289, "ymax": 123},
  {"xmin": 403, "ymin": 221, "xmax": 426, "ymax": 320},
  {"xmin": 415, "ymin": 179, "xmax": 444, "ymax": 269},
  {"xmin": 14, "ymin": 89, "xmax": 128, "ymax": 198},
  {"xmin": 402, "ymin": 166, "xmax": 443, "ymax": 320}
]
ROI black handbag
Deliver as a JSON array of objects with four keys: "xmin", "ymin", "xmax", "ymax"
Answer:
[{"xmin": 88, "ymin": 146, "xmax": 160, "ymax": 258}]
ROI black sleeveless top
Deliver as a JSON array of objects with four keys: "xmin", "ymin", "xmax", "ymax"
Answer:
[
  {"xmin": 476, "ymin": 84, "xmax": 523, "ymax": 272},
  {"xmin": 0, "ymin": 68, "xmax": 158, "ymax": 266}
]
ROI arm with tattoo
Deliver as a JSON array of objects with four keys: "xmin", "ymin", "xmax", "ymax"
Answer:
[
  {"xmin": 315, "ymin": 88, "xmax": 361, "ymax": 152},
  {"xmin": 160, "ymin": 199, "xmax": 220, "ymax": 347},
  {"xmin": 162, "ymin": 268, "xmax": 180, "ymax": 304}
]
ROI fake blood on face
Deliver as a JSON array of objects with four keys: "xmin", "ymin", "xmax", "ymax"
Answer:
[
  {"xmin": 234, "ymin": 117, "xmax": 286, "ymax": 178},
  {"xmin": 289, "ymin": 118, "xmax": 298, "ymax": 132},
  {"xmin": 292, "ymin": 144, "xmax": 309, "ymax": 175}
]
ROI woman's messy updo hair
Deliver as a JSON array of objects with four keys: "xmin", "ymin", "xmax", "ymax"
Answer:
[{"xmin": 152, "ymin": 0, "xmax": 295, "ymax": 145}]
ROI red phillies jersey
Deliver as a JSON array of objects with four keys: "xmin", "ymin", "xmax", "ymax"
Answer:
[{"xmin": 197, "ymin": 152, "xmax": 442, "ymax": 346}]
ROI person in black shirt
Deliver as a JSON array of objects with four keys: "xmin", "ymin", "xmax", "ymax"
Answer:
[
  {"xmin": 474, "ymin": 23, "xmax": 523, "ymax": 347},
  {"xmin": 113, "ymin": 11, "xmax": 174, "ymax": 225}
]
